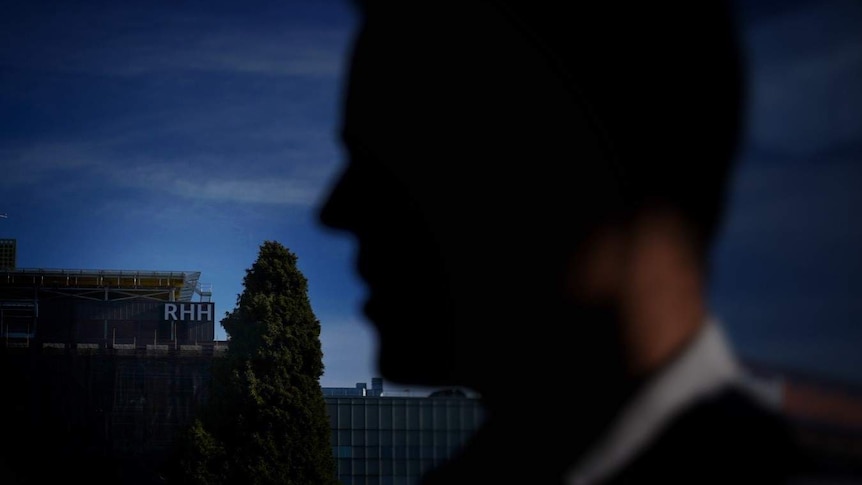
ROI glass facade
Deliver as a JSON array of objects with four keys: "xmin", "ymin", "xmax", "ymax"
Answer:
[
  {"xmin": 0, "ymin": 239, "xmax": 15, "ymax": 270},
  {"xmin": 325, "ymin": 395, "xmax": 484, "ymax": 485}
]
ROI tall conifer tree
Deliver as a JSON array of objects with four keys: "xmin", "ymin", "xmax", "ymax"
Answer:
[{"xmin": 172, "ymin": 241, "xmax": 337, "ymax": 485}]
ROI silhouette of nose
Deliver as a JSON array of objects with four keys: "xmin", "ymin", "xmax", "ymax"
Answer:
[
  {"xmin": 318, "ymin": 177, "xmax": 349, "ymax": 231},
  {"xmin": 318, "ymin": 161, "xmax": 365, "ymax": 235}
]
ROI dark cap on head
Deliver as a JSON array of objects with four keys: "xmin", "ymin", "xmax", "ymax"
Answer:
[{"xmin": 349, "ymin": 1, "xmax": 746, "ymax": 256}]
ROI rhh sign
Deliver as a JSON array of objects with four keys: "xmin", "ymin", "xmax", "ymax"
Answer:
[{"xmin": 163, "ymin": 302, "xmax": 214, "ymax": 322}]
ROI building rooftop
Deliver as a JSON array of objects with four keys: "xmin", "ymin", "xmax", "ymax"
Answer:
[{"xmin": 0, "ymin": 267, "xmax": 207, "ymax": 302}]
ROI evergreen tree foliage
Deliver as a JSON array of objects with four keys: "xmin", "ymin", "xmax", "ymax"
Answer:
[{"xmin": 170, "ymin": 241, "xmax": 337, "ymax": 485}]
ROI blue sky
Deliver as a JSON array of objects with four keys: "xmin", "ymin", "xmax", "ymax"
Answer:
[{"xmin": 1, "ymin": 0, "xmax": 860, "ymax": 389}]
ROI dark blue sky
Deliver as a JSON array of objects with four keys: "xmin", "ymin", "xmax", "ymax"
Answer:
[
  {"xmin": 1, "ymin": 0, "xmax": 860, "ymax": 388},
  {"xmin": 710, "ymin": 0, "xmax": 862, "ymax": 386}
]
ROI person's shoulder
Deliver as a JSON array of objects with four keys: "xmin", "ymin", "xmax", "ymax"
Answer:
[{"xmin": 607, "ymin": 385, "xmax": 801, "ymax": 484}]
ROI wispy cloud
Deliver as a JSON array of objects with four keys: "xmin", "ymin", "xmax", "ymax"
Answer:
[
  {"xmin": 720, "ymin": 158, "xmax": 862, "ymax": 250},
  {"xmin": 118, "ymin": 160, "xmax": 334, "ymax": 207},
  {"xmin": 39, "ymin": 29, "xmax": 351, "ymax": 79},
  {"xmin": 0, "ymin": 3, "xmax": 356, "ymax": 79},
  {"xmin": 0, "ymin": 2, "xmax": 352, "ymax": 208},
  {"xmin": 173, "ymin": 177, "xmax": 319, "ymax": 205},
  {"xmin": 743, "ymin": 0, "xmax": 862, "ymax": 156},
  {"xmin": 0, "ymin": 141, "xmax": 106, "ymax": 187},
  {"xmin": 0, "ymin": 141, "xmax": 335, "ymax": 208}
]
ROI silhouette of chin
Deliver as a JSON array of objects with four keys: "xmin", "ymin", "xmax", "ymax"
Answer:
[{"xmin": 362, "ymin": 291, "xmax": 460, "ymax": 387}]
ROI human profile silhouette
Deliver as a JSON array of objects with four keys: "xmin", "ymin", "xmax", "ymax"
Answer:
[{"xmin": 320, "ymin": 2, "xmax": 799, "ymax": 483}]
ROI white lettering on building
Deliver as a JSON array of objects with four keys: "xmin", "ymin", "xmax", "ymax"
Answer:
[{"xmin": 163, "ymin": 303, "xmax": 214, "ymax": 322}]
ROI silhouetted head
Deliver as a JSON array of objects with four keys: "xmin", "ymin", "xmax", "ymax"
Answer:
[{"xmin": 320, "ymin": 2, "xmax": 743, "ymax": 398}]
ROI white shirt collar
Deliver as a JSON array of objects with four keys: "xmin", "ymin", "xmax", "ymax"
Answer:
[{"xmin": 565, "ymin": 318, "xmax": 742, "ymax": 485}]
